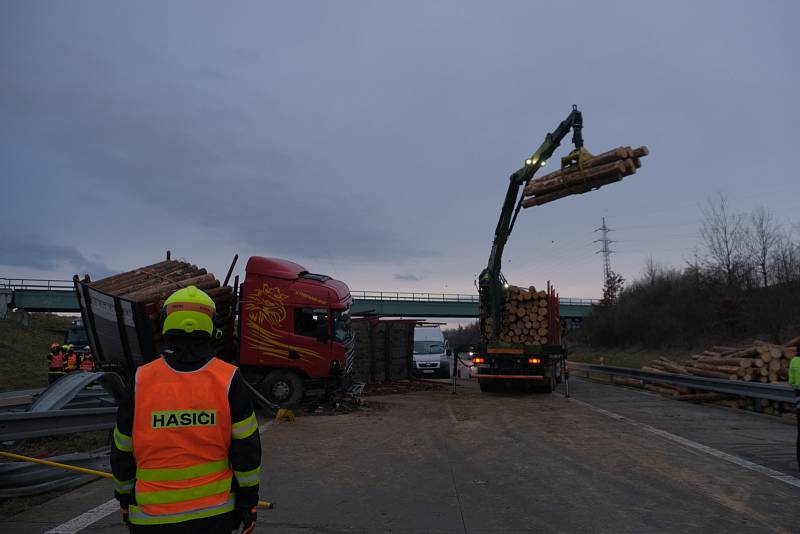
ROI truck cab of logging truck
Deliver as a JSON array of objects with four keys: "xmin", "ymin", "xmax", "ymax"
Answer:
[{"xmin": 237, "ymin": 256, "xmax": 355, "ymax": 406}]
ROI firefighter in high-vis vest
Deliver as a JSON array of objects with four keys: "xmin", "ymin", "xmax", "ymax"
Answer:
[
  {"xmin": 789, "ymin": 353, "xmax": 800, "ymax": 470},
  {"xmin": 47, "ymin": 342, "xmax": 66, "ymax": 383},
  {"xmin": 79, "ymin": 351, "xmax": 95, "ymax": 372},
  {"xmin": 63, "ymin": 344, "xmax": 79, "ymax": 373},
  {"xmin": 111, "ymin": 286, "xmax": 261, "ymax": 533}
]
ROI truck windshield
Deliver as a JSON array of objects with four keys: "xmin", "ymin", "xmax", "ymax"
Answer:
[
  {"xmin": 65, "ymin": 327, "xmax": 89, "ymax": 346},
  {"xmin": 333, "ymin": 308, "xmax": 352, "ymax": 343},
  {"xmin": 414, "ymin": 341, "xmax": 445, "ymax": 354}
]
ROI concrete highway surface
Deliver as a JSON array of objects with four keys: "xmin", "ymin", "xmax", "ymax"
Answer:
[{"xmin": 3, "ymin": 378, "xmax": 798, "ymax": 533}]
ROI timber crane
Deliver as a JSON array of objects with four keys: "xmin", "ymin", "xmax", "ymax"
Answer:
[{"xmin": 478, "ymin": 105, "xmax": 588, "ymax": 343}]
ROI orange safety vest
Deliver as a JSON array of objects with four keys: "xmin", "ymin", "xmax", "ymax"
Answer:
[
  {"xmin": 80, "ymin": 357, "xmax": 94, "ymax": 372},
  {"xmin": 129, "ymin": 356, "xmax": 237, "ymax": 525},
  {"xmin": 66, "ymin": 353, "xmax": 78, "ymax": 370},
  {"xmin": 49, "ymin": 352, "xmax": 64, "ymax": 371}
]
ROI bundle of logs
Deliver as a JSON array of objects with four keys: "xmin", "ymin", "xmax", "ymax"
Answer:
[
  {"xmin": 485, "ymin": 285, "xmax": 551, "ymax": 344},
  {"xmin": 521, "ymin": 146, "xmax": 649, "ymax": 208},
  {"xmin": 85, "ymin": 257, "xmax": 235, "ymax": 356},
  {"xmin": 617, "ymin": 338, "xmax": 799, "ymax": 419}
]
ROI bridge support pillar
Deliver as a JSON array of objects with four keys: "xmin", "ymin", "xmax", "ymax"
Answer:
[{"xmin": 0, "ymin": 289, "xmax": 12, "ymax": 319}]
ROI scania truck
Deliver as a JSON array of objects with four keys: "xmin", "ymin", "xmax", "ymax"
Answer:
[{"xmin": 75, "ymin": 255, "xmax": 354, "ymax": 406}]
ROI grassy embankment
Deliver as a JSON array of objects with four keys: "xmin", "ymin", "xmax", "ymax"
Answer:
[
  {"xmin": 0, "ymin": 314, "xmax": 72, "ymax": 391},
  {"xmin": 567, "ymin": 341, "xmax": 692, "ymax": 369}
]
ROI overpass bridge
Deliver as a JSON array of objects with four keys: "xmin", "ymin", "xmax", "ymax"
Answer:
[
  {"xmin": 1, "ymin": 279, "xmax": 597, "ymax": 319},
  {"xmin": 349, "ymin": 291, "xmax": 596, "ymax": 318}
]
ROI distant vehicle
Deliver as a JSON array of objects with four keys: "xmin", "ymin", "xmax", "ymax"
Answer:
[
  {"xmin": 64, "ymin": 318, "xmax": 90, "ymax": 351},
  {"xmin": 412, "ymin": 326, "xmax": 450, "ymax": 379}
]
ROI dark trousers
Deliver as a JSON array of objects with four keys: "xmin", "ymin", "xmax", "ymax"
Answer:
[
  {"xmin": 130, "ymin": 511, "xmax": 236, "ymax": 533},
  {"xmin": 48, "ymin": 372, "xmax": 64, "ymax": 384}
]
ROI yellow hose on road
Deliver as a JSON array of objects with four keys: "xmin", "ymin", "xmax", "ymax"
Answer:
[{"xmin": 0, "ymin": 450, "xmax": 274, "ymax": 509}]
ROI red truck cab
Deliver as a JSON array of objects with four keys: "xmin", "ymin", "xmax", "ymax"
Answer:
[{"xmin": 238, "ymin": 257, "xmax": 354, "ymax": 405}]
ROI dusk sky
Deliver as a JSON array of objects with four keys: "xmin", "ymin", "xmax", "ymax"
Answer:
[{"xmin": 2, "ymin": 1, "xmax": 798, "ymax": 300}]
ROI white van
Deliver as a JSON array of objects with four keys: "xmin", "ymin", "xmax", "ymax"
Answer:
[{"xmin": 412, "ymin": 326, "xmax": 450, "ymax": 379}]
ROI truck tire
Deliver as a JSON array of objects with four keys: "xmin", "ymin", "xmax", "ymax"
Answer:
[
  {"xmin": 260, "ymin": 370, "xmax": 303, "ymax": 407},
  {"xmin": 479, "ymin": 380, "xmax": 498, "ymax": 393},
  {"xmin": 540, "ymin": 370, "xmax": 556, "ymax": 393}
]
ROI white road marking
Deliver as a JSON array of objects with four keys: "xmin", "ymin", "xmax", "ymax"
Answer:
[
  {"xmin": 567, "ymin": 396, "xmax": 800, "ymax": 490},
  {"xmin": 44, "ymin": 498, "xmax": 119, "ymax": 533}
]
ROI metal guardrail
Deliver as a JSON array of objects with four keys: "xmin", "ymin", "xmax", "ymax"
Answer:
[
  {"xmin": 0, "ymin": 407, "xmax": 117, "ymax": 441},
  {"xmin": 0, "ymin": 278, "xmax": 74, "ymax": 290},
  {"xmin": 569, "ymin": 362, "xmax": 796, "ymax": 403},
  {"xmin": 352, "ymin": 291, "xmax": 599, "ymax": 305}
]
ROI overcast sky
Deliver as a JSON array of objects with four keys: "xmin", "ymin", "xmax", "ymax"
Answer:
[{"xmin": 2, "ymin": 1, "xmax": 798, "ymax": 300}]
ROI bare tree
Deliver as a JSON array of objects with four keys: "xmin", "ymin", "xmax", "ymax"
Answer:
[
  {"xmin": 643, "ymin": 257, "xmax": 661, "ymax": 287},
  {"xmin": 699, "ymin": 194, "xmax": 746, "ymax": 287},
  {"xmin": 745, "ymin": 206, "xmax": 781, "ymax": 288},
  {"xmin": 770, "ymin": 232, "xmax": 800, "ymax": 285}
]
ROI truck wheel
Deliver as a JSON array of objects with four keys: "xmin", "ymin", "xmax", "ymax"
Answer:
[
  {"xmin": 479, "ymin": 380, "xmax": 496, "ymax": 393},
  {"xmin": 540, "ymin": 371, "xmax": 556, "ymax": 393},
  {"xmin": 260, "ymin": 370, "xmax": 303, "ymax": 407}
]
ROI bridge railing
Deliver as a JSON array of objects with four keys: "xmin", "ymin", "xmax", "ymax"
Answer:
[
  {"xmin": 351, "ymin": 291, "xmax": 599, "ymax": 306},
  {"xmin": 0, "ymin": 278, "xmax": 74, "ymax": 291},
  {"xmin": 0, "ymin": 279, "xmax": 601, "ymax": 306},
  {"xmin": 560, "ymin": 297, "xmax": 600, "ymax": 305},
  {"xmin": 351, "ymin": 291, "xmax": 480, "ymax": 303}
]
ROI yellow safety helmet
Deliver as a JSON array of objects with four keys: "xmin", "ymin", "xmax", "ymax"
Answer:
[{"xmin": 161, "ymin": 285, "xmax": 216, "ymax": 336}]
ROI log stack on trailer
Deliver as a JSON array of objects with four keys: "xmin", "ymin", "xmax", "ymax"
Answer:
[
  {"xmin": 484, "ymin": 283, "xmax": 559, "ymax": 346},
  {"xmin": 82, "ymin": 257, "xmax": 235, "ymax": 359}
]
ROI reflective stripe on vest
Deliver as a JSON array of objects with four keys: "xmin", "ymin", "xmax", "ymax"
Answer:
[
  {"xmin": 132, "ymin": 356, "xmax": 237, "ymax": 523},
  {"xmin": 129, "ymin": 494, "xmax": 236, "ymax": 526}
]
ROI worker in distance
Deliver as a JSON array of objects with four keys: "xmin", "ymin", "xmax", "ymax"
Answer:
[
  {"xmin": 790, "ymin": 351, "xmax": 800, "ymax": 470},
  {"xmin": 111, "ymin": 286, "xmax": 262, "ymax": 533}
]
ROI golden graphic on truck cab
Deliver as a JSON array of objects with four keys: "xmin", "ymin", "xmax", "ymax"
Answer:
[
  {"xmin": 246, "ymin": 283, "xmax": 288, "ymax": 326},
  {"xmin": 243, "ymin": 282, "xmax": 322, "ymax": 362}
]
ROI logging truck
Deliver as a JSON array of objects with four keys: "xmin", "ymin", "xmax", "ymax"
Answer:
[
  {"xmin": 473, "ymin": 107, "xmax": 588, "ymax": 393},
  {"xmin": 74, "ymin": 255, "xmax": 354, "ymax": 406},
  {"xmin": 473, "ymin": 106, "xmax": 648, "ymax": 392}
]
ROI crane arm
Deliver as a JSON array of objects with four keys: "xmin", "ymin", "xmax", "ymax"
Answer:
[{"xmin": 479, "ymin": 106, "xmax": 584, "ymax": 341}]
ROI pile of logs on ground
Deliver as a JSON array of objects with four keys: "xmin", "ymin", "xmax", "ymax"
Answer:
[
  {"xmin": 85, "ymin": 256, "xmax": 235, "ymax": 355},
  {"xmin": 485, "ymin": 285, "xmax": 551, "ymax": 344},
  {"xmin": 621, "ymin": 338, "xmax": 799, "ymax": 419},
  {"xmin": 521, "ymin": 145, "xmax": 649, "ymax": 208}
]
